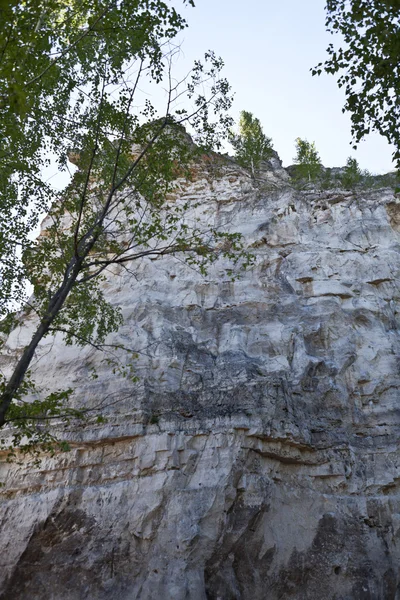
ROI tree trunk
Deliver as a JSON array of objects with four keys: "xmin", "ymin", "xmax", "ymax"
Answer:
[{"xmin": 0, "ymin": 267, "xmax": 79, "ymax": 427}]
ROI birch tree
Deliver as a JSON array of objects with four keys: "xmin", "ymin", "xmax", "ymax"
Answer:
[{"xmin": 0, "ymin": 1, "xmax": 249, "ymax": 452}]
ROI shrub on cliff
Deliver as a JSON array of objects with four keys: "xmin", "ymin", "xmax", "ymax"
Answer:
[
  {"xmin": 339, "ymin": 157, "xmax": 375, "ymax": 189},
  {"xmin": 291, "ymin": 138, "xmax": 323, "ymax": 183},
  {"xmin": 231, "ymin": 111, "xmax": 274, "ymax": 176}
]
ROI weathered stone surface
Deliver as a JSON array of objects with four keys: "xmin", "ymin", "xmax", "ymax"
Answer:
[{"xmin": 1, "ymin": 159, "xmax": 400, "ymax": 599}]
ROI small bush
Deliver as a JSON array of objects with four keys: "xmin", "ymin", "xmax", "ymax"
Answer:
[
  {"xmin": 231, "ymin": 111, "xmax": 274, "ymax": 176},
  {"xmin": 292, "ymin": 138, "xmax": 322, "ymax": 183}
]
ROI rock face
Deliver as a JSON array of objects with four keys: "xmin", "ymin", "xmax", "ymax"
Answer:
[{"xmin": 1, "ymin": 158, "xmax": 400, "ymax": 599}]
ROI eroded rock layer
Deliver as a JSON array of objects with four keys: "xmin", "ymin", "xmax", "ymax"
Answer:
[{"xmin": 1, "ymin": 159, "xmax": 400, "ymax": 599}]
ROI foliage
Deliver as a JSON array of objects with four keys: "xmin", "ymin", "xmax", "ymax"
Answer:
[
  {"xmin": 312, "ymin": 0, "xmax": 400, "ymax": 169},
  {"xmin": 338, "ymin": 156, "xmax": 377, "ymax": 189},
  {"xmin": 367, "ymin": 170, "xmax": 400, "ymax": 189},
  {"xmin": 0, "ymin": 0, "xmax": 195, "ymax": 311},
  {"xmin": 0, "ymin": 1, "xmax": 252, "ymax": 453},
  {"xmin": 292, "ymin": 138, "xmax": 322, "ymax": 182},
  {"xmin": 341, "ymin": 157, "xmax": 363, "ymax": 188},
  {"xmin": 310, "ymin": 158, "xmax": 396, "ymax": 191},
  {"xmin": 231, "ymin": 110, "xmax": 274, "ymax": 175}
]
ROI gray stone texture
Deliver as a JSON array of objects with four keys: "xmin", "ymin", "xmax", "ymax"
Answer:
[{"xmin": 1, "ymin": 158, "xmax": 400, "ymax": 599}]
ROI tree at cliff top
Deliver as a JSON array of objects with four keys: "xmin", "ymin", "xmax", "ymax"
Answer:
[
  {"xmin": 313, "ymin": 0, "xmax": 400, "ymax": 170},
  {"xmin": 0, "ymin": 0, "xmax": 249, "ymax": 453},
  {"xmin": 230, "ymin": 110, "xmax": 274, "ymax": 177},
  {"xmin": 340, "ymin": 156, "xmax": 365, "ymax": 189},
  {"xmin": 292, "ymin": 138, "xmax": 322, "ymax": 183}
]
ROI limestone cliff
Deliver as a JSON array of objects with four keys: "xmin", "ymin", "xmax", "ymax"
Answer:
[{"xmin": 1, "ymin": 157, "xmax": 400, "ymax": 599}]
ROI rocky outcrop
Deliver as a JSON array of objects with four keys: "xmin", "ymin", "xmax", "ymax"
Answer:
[{"xmin": 1, "ymin": 158, "xmax": 400, "ymax": 599}]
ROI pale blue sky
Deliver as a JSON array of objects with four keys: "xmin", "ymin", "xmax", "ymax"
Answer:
[
  {"xmin": 45, "ymin": 0, "xmax": 395, "ymax": 190},
  {"xmin": 175, "ymin": 0, "xmax": 395, "ymax": 173}
]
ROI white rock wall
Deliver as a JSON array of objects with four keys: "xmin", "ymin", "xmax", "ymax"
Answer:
[{"xmin": 1, "ymin": 159, "xmax": 400, "ymax": 599}]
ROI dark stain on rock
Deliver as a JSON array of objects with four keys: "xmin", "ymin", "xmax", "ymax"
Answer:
[
  {"xmin": 204, "ymin": 469, "xmax": 273, "ymax": 600},
  {"xmin": 203, "ymin": 509, "xmax": 400, "ymax": 600},
  {"xmin": 272, "ymin": 512, "xmax": 399, "ymax": 600},
  {"xmin": 1, "ymin": 501, "xmax": 104, "ymax": 600}
]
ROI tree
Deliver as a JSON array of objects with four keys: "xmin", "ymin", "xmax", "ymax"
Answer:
[
  {"xmin": 292, "ymin": 138, "xmax": 322, "ymax": 182},
  {"xmin": 340, "ymin": 156, "xmax": 363, "ymax": 189},
  {"xmin": 312, "ymin": 0, "xmax": 400, "ymax": 169},
  {"xmin": 0, "ymin": 1, "xmax": 250, "ymax": 453},
  {"xmin": 231, "ymin": 110, "xmax": 274, "ymax": 176},
  {"xmin": 0, "ymin": 0, "xmax": 196, "ymax": 312}
]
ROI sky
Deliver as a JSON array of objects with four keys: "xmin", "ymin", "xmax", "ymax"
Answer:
[
  {"xmin": 45, "ymin": 0, "xmax": 395, "ymax": 191},
  {"xmin": 170, "ymin": 0, "xmax": 395, "ymax": 174}
]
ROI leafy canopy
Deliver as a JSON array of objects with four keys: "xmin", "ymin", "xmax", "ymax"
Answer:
[
  {"xmin": 341, "ymin": 156, "xmax": 363, "ymax": 188},
  {"xmin": 0, "ymin": 0, "xmax": 196, "ymax": 311},
  {"xmin": 313, "ymin": 0, "xmax": 400, "ymax": 169},
  {"xmin": 292, "ymin": 138, "xmax": 322, "ymax": 182},
  {"xmin": 231, "ymin": 110, "xmax": 274, "ymax": 174},
  {"xmin": 0, "ymin": 1, "xmax": 252, "ymax": 454}
]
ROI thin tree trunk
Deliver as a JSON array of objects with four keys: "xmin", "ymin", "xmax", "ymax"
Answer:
[{"xmin": 0, "ymin": 264, "xmax": 80, "ymax": 426}]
